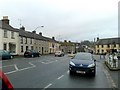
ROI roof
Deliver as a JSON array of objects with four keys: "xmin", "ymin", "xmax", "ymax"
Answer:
[
  {"xmin": 0, "ymin": 20, "xmax": 18, "ymax": 32},
  {"xmin": 96, "ymin": 37, "xmax": 120, "ymax": 45},
  {"xmin": 15, "ymin": 28, "xmax": 59, "ymax": 42},
  {"xmin": 0, "ymin": 20, "xmax": 58, "ymax": 42},
  {"xmin": 59, "ymin": 41, "xmax": 74, "ymax": 46}
]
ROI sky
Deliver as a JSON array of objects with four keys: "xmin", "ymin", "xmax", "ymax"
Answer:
[{"xmin": 0, "ymin": 0, "xmax": 119, "ymax": 42}]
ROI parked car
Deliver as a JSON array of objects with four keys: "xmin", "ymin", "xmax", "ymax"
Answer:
[
  {"xmin": 24, "ymin": 50, "xmax": 40, "ymax": 57},
  {"xmin": 55, "ymin": 51, "xmax": 64, "ymax": 57},
  {"xmin": 0, "ymin": 70, "xmax": 13, "ymax": 90},
  {"xmin": 69, "ymin": 52, "xmax": 96, "ymax": 76},
  {"xmin": 0, "ymin": 50, "xmax": 13, "ymax": 60},
  {"xmin": 68, "ymin": 51, "xmax": 76, "ymax": 58}
]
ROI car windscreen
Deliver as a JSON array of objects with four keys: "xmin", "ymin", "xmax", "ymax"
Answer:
[{"xmin": 74, "ymin": 53, "xmax": 92, "ymax": 60}]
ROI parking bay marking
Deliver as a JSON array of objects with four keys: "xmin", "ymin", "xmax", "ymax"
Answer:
[
  {"xmin": 5, "ymin": 62, "xmax": 36, "ymax": 75},
  {"xmin": 0, "ymin": 64, "xmax": 15, "ymax": 68}
]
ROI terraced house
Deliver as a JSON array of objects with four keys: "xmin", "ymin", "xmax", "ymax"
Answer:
[
  {"xmin": 0, "ymin": 16, "xmax": 60, "ymax": 55},
  {"xmin": 95, "ymin": 37, "xmax": 120, "ymax": 54},
  {"xmin": 0, "ymin": 16, "xmax": 19, "ymax": 55}
]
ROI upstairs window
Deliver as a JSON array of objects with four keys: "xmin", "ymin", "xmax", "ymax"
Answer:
[
  {"xmin": 4, "ymin": 30, "xmax": 7, "ymax": 38},
  {"xmin": 11, "ymin": 31, "xmax": 15, "ymax": 39},
  {"xmin": 25, "ymin": 37, "xmax": 27, "ymax": 44},
  {"xmin": 102, "ymin": 45, "xmax": 104, "ymax": 48},
  {"xmin": 30, "ymin": 38, "xmax": 32, "ymax": 44},
  {"xmin": 21, "ymin": 37, "xmax": 23, "ymax": 44}
]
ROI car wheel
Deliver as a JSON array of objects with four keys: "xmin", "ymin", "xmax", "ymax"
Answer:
[
  {"xmin": 31, "ymin": 54, "xmax": 34, "ymax": 58},
  {"xmin": 69, "ymin": 70, "xmax": 74, "ymax": 75},
  {"xmin": 91, "ymin": 71, "xmax": 96, "ymax": 77}
]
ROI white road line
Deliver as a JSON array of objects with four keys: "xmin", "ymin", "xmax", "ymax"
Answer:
[
  {"xmin": 57, "ymin": 75, "xmax": 64, "ymax": 80},
  {"xmin": 0, "ymin": 64, "xmax": 15, "ymax": 68},
  {"xmin": 5, "ymin": 70, "xmax": 17, "ymax": 75},
  {"xmin": 14, "ymin": 64, "xmax": 19, "ymax": 71},
  {"xmin": 103, "ymin": 68, "xmax": 117, "ymax": 88},
  {"xmin": 29, "ymin": 62, "xmax": 36, "ymax": 67},
  {"xmin": 5, "ymin": 65, "xmax": 35, "ymax": 75},
  {"xmin": 44, "ymin": 83, "xmax": 52, "ymax": 89}
]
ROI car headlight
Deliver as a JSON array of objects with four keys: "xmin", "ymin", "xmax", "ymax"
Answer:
[
  {"xmin": 88, "ymin": 63, "xmax": 95, "ymax": 68},
  {"xmin": 70, "ymin": 61, "xmax": 75, "ymax": 66}
]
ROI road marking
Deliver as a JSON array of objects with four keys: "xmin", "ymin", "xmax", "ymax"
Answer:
[
  {"xmin": 5, "ymin": 62, "xmax": 36, "ymax": 75},
  {"xmin": 0, "ymin": 64, "xmax": 15, "ymax": 68},
  {"xmin": 57, "ymin": 75, "xmax": 64, "ymax": 80},
  {"xmin": 14, "ymin": 64, "xmax": 19, "ymax": 71},
  {"xmin": 29, "ymin": 62, "xmax": 36, "ymax": 67},
  {"xmin": 5, "ymin": 66, "xmax": 35, "ymax": 75},
  {"xmin": 5, "ymin": 70, "xmax": 18, "ymax": 75},
  {"xmin": 44, "ymin": 83, "xmax": 52, "ymax": 89}
]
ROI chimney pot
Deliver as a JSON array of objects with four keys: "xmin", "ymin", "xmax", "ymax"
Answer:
[
  {"xmin": 39, "ymin": 32, "xmax": 42, "ymax": 36},
  {"xmin": 32, "ymin": 30, "xmax": 36, "ymax": 33},
  {"xmin": 20, "ymin": 26, "xmax": 25, "ymax": 30},
  {"xmin": 52, "ymin": 37, "xmax": 55, "ymax": 40},
  {"xmin": 2, "ymin": 16, "xmax": 9, "ymax": 24}
]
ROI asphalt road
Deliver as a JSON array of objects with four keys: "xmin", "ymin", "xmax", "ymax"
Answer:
[{"xmin": 1, "ymin": 54, "xmax": 115, "ymax": 89}]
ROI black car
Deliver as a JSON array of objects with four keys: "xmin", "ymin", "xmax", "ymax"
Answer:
[
  {"xmin": 24, "ymin": 50, "xmax": 40, "ymax": 57},
  {"xmin": 0, "ymin": 50, "xmax": 13, "ymax": 60},
  {"xmin": 69, "ymin": 52, "xmax": 96, "ymax": 76}
]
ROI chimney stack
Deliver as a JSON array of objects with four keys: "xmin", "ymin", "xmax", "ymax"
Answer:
[
  {"xmin": 52, "ymin": 37, "xmax": 55, "ymax": 40},
  {"xmin": 39, "ymin": 32, "xmax": 42, "ymax": 36},
  {"xmin": 64, "ymin": 40, "xmax": 67, "ymax": 42},
  {"xmin": 97, "ymin": 37, "xmax": 99, "ymax": 41},
  {"xmin": 32, "ymin": 30, "xmax": 36, "ymax": 34},
  {"xmin": 20, "ymin": 26, "xmax": 25, "ymax": 31},
  {"xmin": 2, "ymin": 16, "xmax": 9, "ymax": 25}
]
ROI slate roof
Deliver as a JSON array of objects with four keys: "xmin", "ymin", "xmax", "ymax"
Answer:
[
  {"xmin": 15, "ymin": 28, "xmax": 58, "ymax": 42},
  {"xmin": 0, "ymin": 20, "xmax": 18, "ymax": 32},
  {"xmin": 96, "ymin": 37, "xmax": 120, "ymax": 45},
  {"xmin": 0, "ymin": 20, "xmax": 58, "ymax": 43}
]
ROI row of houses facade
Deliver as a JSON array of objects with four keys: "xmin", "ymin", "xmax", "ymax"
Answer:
[
  {"xmin": 95, "ymin": 37, "xmax": 120, "ymax": 54},
  {"xmin": 0, "ymin": 16, "xmax": 60, "ymax": 55}
]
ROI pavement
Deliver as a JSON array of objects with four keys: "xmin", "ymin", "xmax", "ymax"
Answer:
[
  {"xmin": 93, "ymin": 55, "xmax": 119, "ymax": 90},
  {"xmin": 0, "ymin": 54, "xmax": 118, "ymax": 89}
]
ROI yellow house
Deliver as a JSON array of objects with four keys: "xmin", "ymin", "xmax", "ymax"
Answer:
[{"xmin": 95, "ymin": 37, "xmax": 120, "ymax": 54}]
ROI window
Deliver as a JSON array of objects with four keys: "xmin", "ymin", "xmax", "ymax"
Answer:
[
  {"xmin": 26, "ymin": 46, "xmax": 28, "ymax": 50},
  {"xmin": 11, "ymin": 32, "xmax": 15, "ymax": 39},
  {"xmin": 30, "ymin": 38, "xmax": 32, "ymax": 44},
  {"xmin": 102, "ymin": 50, "xmax": 104, "ymax": 53},
  {"xmin": 21, "ymin": 37, "xmax": 23, "ymax": 44},
  {"xmin": 97, "ymin": 50, "xmax": 99, "ymax": 53},
  {"xmin": 4, "ymin": 30, "xmax": 7, "ymax": 38},
  {"xmin": 25, "ymin": 38, "xmax": 27, "ymax": 44},
  {"xmin": 102, "ymin": 45, "xmax": 103, "ymax": 48},
  {"xmin": 31, "ymin": 46, "xmax": 33, "ymax": 50},
  {"xmin": 107, "ymin": 44, "xmax": 110, "ymax": 48},
  {"xmin": 114, "ymin": 44, "xmax": 116, "ymax": 47},
  {"xmin": 3, "ymin": 43, "xmax": 7, "ymax": 50},
  {"xmin": 21, "ymin": 46, "xmax": 23, "ymax": 52},
  {"xmin": 97, "ymin": 45, "xmax": 99, "ymax": 48}
]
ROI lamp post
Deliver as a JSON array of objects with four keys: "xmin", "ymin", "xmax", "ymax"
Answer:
[{"xmin": 34, "ymin": 26, "xmax": 44, "ymax": 31}]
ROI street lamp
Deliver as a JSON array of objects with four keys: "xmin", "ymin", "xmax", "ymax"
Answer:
[{"xmin": 34, "ymin": 26, "xmax": 44, "ymax": 31}]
